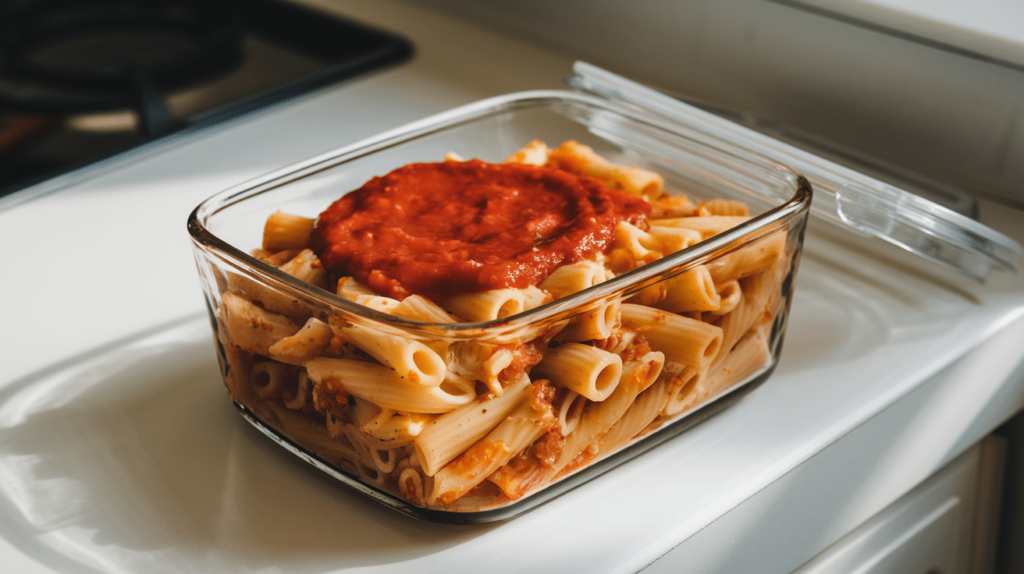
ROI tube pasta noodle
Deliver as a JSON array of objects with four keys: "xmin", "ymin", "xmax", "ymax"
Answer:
[
  {"xmin": 636, "ymin": 266, "xmax": 721, "ymax": 314},
  {"xmin": 700, "ymin": 198, "xmax": 750, "ymax": 217},
  {"xmin": 211, "ymin": 138, "xmax": 795, "ymax": 512},
  {"xmin": 555, "ymin": 300, "xmax": 620, "ymax": 342},
  {"xmin": 219, "ymin": 292, "xmax": 301, "ymax": 356},
  {"xmin": 441, "ymin": 288, "xmax": 525, "ymax": 322},
  {"xmin": 648, "ymin": 225, "xmax": 703, "ymax": 254},
  {"xmin": 393, "ymin": 294, "xmax": 457, "ymax": 323},
  {"xmin": 504, "ymin": 139, "xmax": 550, "ymax": 166},
  {"xmin": 414, "ymin": 377, "xmax": 532, "ymax": 476},
  {"xmin": 597, "ymin": 374, "xmax": 673, "ymax": 453},
  {"xmin": 546, "ymin": 372, "xmax": 643, "ymax": 480},
  {"xmin": 706, "ymin": 231, "xmax": 787, "ymax": 284},
  {"xmin": 268, "ymin": 317, "xmax": 334, "ymax": 364},
  {"xmin": 608, "ymin": 221, "xmax": 662, "ymax": 272},
  {"xmin": 548, "ymin": 140, "xmax": 663, "ymax": 201},
  {"xmin": 712, "ymin": 280, "xmax": 742, "ymax": 316},
  {"xmin": 655, "ymin": 215, "xmax": 751, "ymax": 239},
  {"xmin": 331, "ymin": 322, "xmax": 446, "ymax": 387},
  {"xmin": 263, "ymin": 211, "xmax": 315, "ymax": 252},
  {"xmin": 557, "ymin": 391, "xmax": 586, "ymax": 436},
  {"xmin": 280, "ymin": 250, "xmax": 328, "ymax": 289},
  {"xmin": 659, "ymin": 367, "xmax": 702, "ymax": 417},
  {"xmin": 621, "ymin": 303, "xmax": 723, "ymax": 372},
  {"xmin": 337, "ymin": 276, "xmax": 378, "ymax": 300},
  {"xmin": 531, "ymin": 342, "xmax": 623, "ymax": 402},
  {"xmin": 251, "ymin": 361, "xmax": 293, "ymax": 399},
  {"xmin": 622, "ymin": 351, "xmax": 665, "ymax": 393},
  {"xmin": 429, "ymin": 387, "xmax": 555, "ymax": 505},
  {"xmin": 540, "ymin": 260, "xmax": 609, "ymax": 296},
  {"xmin": 305, "ymin": 358, "xmax": 474, "ymax": 413}
]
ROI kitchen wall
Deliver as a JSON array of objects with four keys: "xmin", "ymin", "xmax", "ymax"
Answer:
[{"xmin": 411, "ymin": 0, "xmax": 1024, "ymax": 210}]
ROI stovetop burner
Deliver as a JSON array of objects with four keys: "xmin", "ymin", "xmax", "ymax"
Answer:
[{"xmin": 0, "ymin": 0, "xmax": 412, "ymax": 198}]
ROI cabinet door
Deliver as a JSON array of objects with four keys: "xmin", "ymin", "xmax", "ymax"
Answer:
[{"xmin": 793, "ymin": 445, "xmax": 979, "ymax": 574}]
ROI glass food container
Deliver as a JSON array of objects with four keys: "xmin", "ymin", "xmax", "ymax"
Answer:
[{"xmin": 187, "ymin": 64, "xmax": 1018, "ymax": 523}]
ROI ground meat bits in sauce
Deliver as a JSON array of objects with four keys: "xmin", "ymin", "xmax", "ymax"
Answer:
[{"xmin": 311, "ymin": 159, "xmax": 650, "ymax": 299}]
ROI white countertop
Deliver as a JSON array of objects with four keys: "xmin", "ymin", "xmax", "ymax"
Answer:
[{"xmin": 2, "ymin": 1, "xmax": 1023, "ymax": 573}]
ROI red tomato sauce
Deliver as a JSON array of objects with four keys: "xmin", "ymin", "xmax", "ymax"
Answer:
[{"xmin": 311, "ymin": 159, "xmax": 650, "ymax": 299}]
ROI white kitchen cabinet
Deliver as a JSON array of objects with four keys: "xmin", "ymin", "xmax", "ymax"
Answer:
[{"xmin": 792, "ymin": 444, "xmax": 981, "ymax": 574}]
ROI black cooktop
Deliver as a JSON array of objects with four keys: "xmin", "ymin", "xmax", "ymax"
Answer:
[{"xmin": 0, "ymin": 0, "xmax": 412, "ymax": 198}]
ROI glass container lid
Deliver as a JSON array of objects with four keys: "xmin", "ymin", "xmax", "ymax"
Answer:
[{"xmin": 567, "ymin": 61, "xmax": 1022, "ymax": 283}]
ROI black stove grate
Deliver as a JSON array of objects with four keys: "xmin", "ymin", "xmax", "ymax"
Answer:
[{"xmin": 0, "ymin": 0, "xmax": 412, "ymax": 197}]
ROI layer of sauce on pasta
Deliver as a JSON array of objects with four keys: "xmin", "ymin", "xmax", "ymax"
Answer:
[{"xmin": 312, "ymin": 159, "xmax": 650, "ymax": 298}]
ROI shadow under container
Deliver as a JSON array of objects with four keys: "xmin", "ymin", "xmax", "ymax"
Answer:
[{"xmin": 187, "ymin": 89, "xmax": 812, "ymax": 523}]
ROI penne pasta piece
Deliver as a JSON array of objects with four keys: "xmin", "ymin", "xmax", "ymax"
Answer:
[
  {"xmin": 332, "ymin": 322, "xmax": 447, "ymax": 386},
  {"xmin": 650, "ymin": 194, "xmax": 698, "ymax": 218},
  {"xmin": 219, "ymin": 291, "xmax": 302, "ymax": 356},
  {"xmin": 706, "ymin": 231, "xmax": 786, "ymax": 284},
  {"xmin": 539, "ymin": 259, "xmax": 609, "ymax": 297},
  {"xmin": 337, "ymin": 278, "xmax": 403, "ymax": 312},
  {"xmin": 531, "ymin": 342, "xmax": 623, "ymax": 402},
  {"xmin": 548, "ymin": 140, "xmax": 615, "ymax": 180},
  {"xmin": 608, "ymin": 221, "xmax": 662, "ymax": 273},
  {"xmin": 597, "ymin": 374, "xmax": 673, "ymax": 453},
  {"xmin": 546, "ymin": 371, "xmax": 644, "ymax": 481},
  {"xmin": 399, "ymin": 467, "xmax": 427, "ymax": 507},
  {"xmin": 304, "ymin": 358, "xmax": 474, "ymax": 414},
  {"xmin": 340, "ymin": 422, "xmax": 399, "ymax": 476},
  {"xmin": 648, "ymin": 225, "xmax": 703, "ymax": 255},
  {"xmin": 349, "ymin": 396, "xmax": 386, "ymax": 428},
  {"xmin": 441, "ymin": 288, "xmax": 525, "ymax": 322},
  {"xmin": 279, "ymin": 249, "xmax": 329, "ymax": 290},
  {"xmin": 653, "ymin": 215, "xmax": 750, "ymax": 239},
  {"xmin": 711, "ymin": 280, "xmax": 742, "ymax": 316},
  {"xmin": 718, "ymin": 267, "xmax": 778, "ymax": 354},
  {"xmin": 429, "ymin": 390, "xmax": 555, "ymax": 505},
  {"xmin": 557, "ymin": 391, "xmax": 586, "ymax": 436},
  {"xmin": 225, "ymin": 273, "xmax": 311, "ymax": 320},
  {"xmin": 392, "ymin": 294, "xmax": 457, "ymax": 323},
  {"xmin": 448, "ymin": 341, "xmax": 538, "ymax": 397},
  {"xmin": 250, "ymin": 361, "xmax": 293, "ymax": 398},
  {"xmin": 593, "ymin": 326, "xmax": 642, "ymax": 357},
  {"xmin": 609, "ymin": 165, "xmax": 663, "ymax": 202},
  {"xmin": 268, "ymin": 317, "xmax": 335, "ymax": 364},
  {"xmin": 282, "ymin": 370, "xmax": 314, "ymax": 411},
  {"xmin": 701, "ymin": 327, "xmax": 772, "ymax": 402},
  {"xmin": 700, "ymin": 198, "xmax": 750, "ymax": 216},
  {"xmin": 337, "ymin": 277, "xmax": 377, "ymax": 300},
  {"xmin": 621, "ymin": 351, "xmax": 665, "ymax": 393},
  {"xmin": 354, "ymin": 294, "xmax": 401, "ymax": 313},
  {"xmin": 504, "ymin": 139, "xmax": 550, "ymax": 166},
  {"xmin": 251, "ymin": 248, "xmax": 301, "ymax": 267},
  {"xmin": 481, "ymin": 347, "xmax": 514, "ymax": 395},
  {"xmin": 659, "ymin": 367, "xmax": 702, "ymax": 417},
  {"xmin": 555, "ymin": 300, "xmax": 621, "ymax": 342},
  {"xmin": 360, "ymin": 411, "xmax": 435, "ymax": 446},
  {"xmin": 414, "ymin": 376, "xmax": 532, "ymax": 476},
  {"xmin": 548, "ymin": 141, "xmax": 662, "ymax": 200},
  {"xmin": 522, "ymin": 285, "xmax": 553, "ymax": 311},
  {"xmin": 263, "ymin": 211, "xmax": 315, "ymax": 252},
  {"xmin": 637, "ymin": 266, "xmax": 721, "ymax": 314},
  {"xmin": 620, "ymin": 303, "xmax": 723, "ymax": 372}
]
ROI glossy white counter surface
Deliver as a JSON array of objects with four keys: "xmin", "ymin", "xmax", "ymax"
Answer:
[{"xmin": 1, "ymin": 2, "xmax": 1023, "ymax": 573}]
